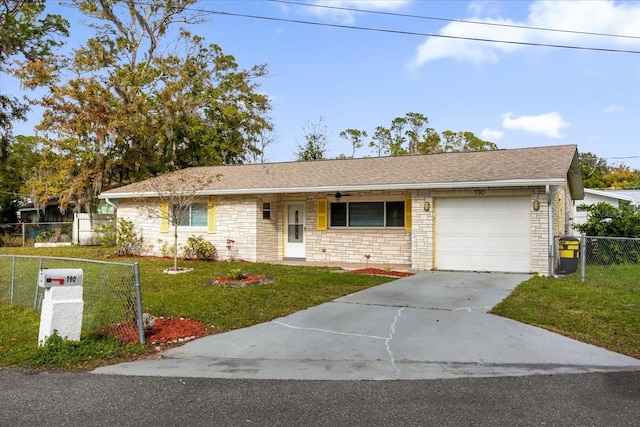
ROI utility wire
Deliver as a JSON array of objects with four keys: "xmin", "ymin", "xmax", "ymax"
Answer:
[
  {"xmin": 270, "ymin": 0, "xmax": 640, "ymax": 41},
  {"xmin": 118, "ymin": 0, "xmax": 640, "ymax": 53},
  {"xmin": 206, "ymin": 10, "xmax": 640, "ymax": 54}
]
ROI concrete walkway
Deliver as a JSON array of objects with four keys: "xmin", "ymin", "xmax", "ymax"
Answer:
[{"xmin": 93, "ymin": 271, "xmax": 640, "ymax": 380}]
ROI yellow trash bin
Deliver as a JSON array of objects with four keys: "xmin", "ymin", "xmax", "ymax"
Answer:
[{"xmin": 558, "ymin": 237, "xmax": 580, "ymax": 274}]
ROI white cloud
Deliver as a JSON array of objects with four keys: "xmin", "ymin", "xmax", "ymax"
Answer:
[
  {"xmin": 604, "ymin": 104, "xmax": 621, "ymax": 114},
  {"xmin": 411, "ymin": 0, "xmax": 640, "ymax": 66},
  {"xmin": 480, "ymin": 128, "xmax": 504, "ymax": 141},
  {"xmin": 502, "ymin": 112, "xmax": 569, "ymax": 138},
  {"xmin": 307, "ymin": 0, "xmax": 411, "ymax": 24}
]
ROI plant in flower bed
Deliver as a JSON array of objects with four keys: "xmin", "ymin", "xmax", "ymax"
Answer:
[{"xmin": 207, "ymin": 268, "xmax": 277, "ymax": 287}]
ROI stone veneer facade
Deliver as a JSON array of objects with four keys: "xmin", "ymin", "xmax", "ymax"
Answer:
[{"xmin": 118, "ymin": 184, "xmax": 573, "ymax": 276}]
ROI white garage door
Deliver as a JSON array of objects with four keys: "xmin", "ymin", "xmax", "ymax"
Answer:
[{"xmin": 435, "ymin": 197, "xmax": 531, "ymax": 273}]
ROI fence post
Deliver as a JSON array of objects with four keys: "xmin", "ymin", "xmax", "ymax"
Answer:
[
  {"xmin": 133, "ymin": 262, "xmax": 145, "ymax": 344},
  {"xmin": 10, "ymin": 256, "xmax": 16, "ymax": 304},
  {"xmin": 34, "ymin": 257, "xmax": 44, "ymax": 309},
  {"xmin": 580, "ymin": 233, "xmax": 586, "ymax": 283}
]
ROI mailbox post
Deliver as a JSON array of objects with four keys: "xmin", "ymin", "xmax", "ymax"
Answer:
[{"xmin": 38, "ymin": 268, "xmax": 84, "ymax": 345}]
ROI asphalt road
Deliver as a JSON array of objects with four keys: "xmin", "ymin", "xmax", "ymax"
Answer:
[{"xmin": 2, "ymin": 368, "xmax": 640, "ymax": 426}]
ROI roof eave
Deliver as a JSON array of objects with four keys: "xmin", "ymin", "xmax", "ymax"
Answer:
[{"xmin": 98, "ymin": 178, "xmax": 566, "ymax": 199}]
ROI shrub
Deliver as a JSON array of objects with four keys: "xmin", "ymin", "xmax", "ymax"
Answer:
[
  {"xmin": 95, "ymin": 220, "xmax": 117, "ymax": 247},
  {"xmin": 574, "ymin": 203, "xmax": 640, "ymax": 264},
  {"xmin": 95, "ymin": 218, "xmax": 143, "ymax": 256},
  {"xmin": 227, "ymin": 268, "xmax": 246, "ymax": 280},
  {"xmin": 35, "ymin": 230, "xmax": 53, "ymax": 242},
  {"xmin": 183, "ymin": 236, "xmax": 217, "ymax": 260},
  {"xmin": 157, "ymin": 239, "xmax": 174, "ymax": 257},
  {"xmin": 574, "ymin": 202, "xmax": 640, "ymax": 238}
]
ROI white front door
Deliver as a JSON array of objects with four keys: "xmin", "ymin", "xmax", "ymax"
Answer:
[{"xmin": 285, "ymin": 203, "xmax": 306, "ymax": 259}]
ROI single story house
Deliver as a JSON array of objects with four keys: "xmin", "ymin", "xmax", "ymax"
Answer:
[
  {"xmin": 98, "ymin": 144, "xmax": 584, "ymax": 275},
  {"xmin": 573, "ymin": 188, "xmax": 634, "ymax": 230}
]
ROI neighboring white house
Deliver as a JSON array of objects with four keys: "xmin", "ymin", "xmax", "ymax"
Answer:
[
  {"xmin": 607, "ymin": 190, "xmax": 640, "ymax": 209},
  {"xmin": 98, "ymin": 144, "xmax": 584, "ymax": 276},
  {"xmin": 573, "ymin": 188, "xmax": 634, "ymax": 231}
]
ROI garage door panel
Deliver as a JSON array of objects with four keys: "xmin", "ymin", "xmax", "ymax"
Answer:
[{"xmin": 435, "ymin": 197, "xmax": 531, "ymax": 273}]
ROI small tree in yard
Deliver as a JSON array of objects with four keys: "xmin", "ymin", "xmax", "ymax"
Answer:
[{"xmin": 139, "ymin": 170, "xmax": 219, "ymax": 271}]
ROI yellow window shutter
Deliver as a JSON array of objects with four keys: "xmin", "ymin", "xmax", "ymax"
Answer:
[
  {"xmin": 207, "ymin": 197, "xmax": 217, "ymax": 234},
  {"xmin": 317, "ymin": 199, "xmax": 328, "ymax": 231},
  {"xmin": 404, "ymin": 196, "xmax": 412, "ymax": 231},
  {"xmin": 160, "ymin": 201, "xmax": 169, "ymax": 233}
]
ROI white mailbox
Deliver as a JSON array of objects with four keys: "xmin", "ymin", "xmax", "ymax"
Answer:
[{"xmin": 38, "ymin": 268, "xmax": 83, "ymax": 288}]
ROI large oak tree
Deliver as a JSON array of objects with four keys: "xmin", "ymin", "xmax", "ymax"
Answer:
[{"xmin": 18, "ymin": 0, "xmax": 272, "ymax": 214}]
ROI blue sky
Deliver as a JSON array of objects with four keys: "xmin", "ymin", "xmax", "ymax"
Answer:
[{"xmin": 5, "ymin": 0, "xmax": 640, "ymax": 169}]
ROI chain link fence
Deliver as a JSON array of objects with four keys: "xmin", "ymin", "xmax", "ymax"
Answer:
[
  {"xmin": 0, "ymin": 222, "xmax": 72, "ymax": 247},
  {"xmin": 555, "ymin": 235, "xmax": 640, "ymax": 287},
  {"xmin": 580, "ymin": 235, "xmax": 640, "ymax": 287},
  {"xmin": 0, "ymin": 215, "xmax": 113, "ymax": 247},
  {"xmin": 0, "ymin": 255, "xmax": 143, "ymax": 343}
]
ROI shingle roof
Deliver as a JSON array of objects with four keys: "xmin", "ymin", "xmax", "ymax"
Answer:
[{"xmin": 99, "ymin": 144, "xmax": 583, "ymax": 199}]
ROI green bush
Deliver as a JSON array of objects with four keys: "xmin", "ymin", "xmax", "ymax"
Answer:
[
  {"xmin": 183, "ymin": 235, "xmax": 217, "ymax": 260},
  {"xmin": 574, "ymin": 202, "xmax": 640, "ymax": 238},
  {"xmin": 95, "ymin": 221, "xmax": 116, "ymax": 247},
  {"xmin": 574, "ymin": 203, "xmax": 640, "ymax": 264},
  {"xmin": 227, "ymin": 267, "xmax": 246, "ymax": 280},
  {"xmin": 35, "ymin": 230, "xmax": 53, "ymax": 242},
  {"xmin": 96, "ymin": 218, "xmax": 143, "ymax": 256}
]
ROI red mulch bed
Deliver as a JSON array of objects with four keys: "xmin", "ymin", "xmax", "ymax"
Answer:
[
  {"xmin": 97, "ymin": 317, "xmax": 207, "ymax": 345},
  {"xmin": 348, "ymin": 268, "xmax": 414, "ymax": 277}
]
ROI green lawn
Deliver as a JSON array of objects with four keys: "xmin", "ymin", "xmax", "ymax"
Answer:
[
  {"xmin": 0, "ymin": 246, "xmax": 392, "ymax": 370},
  {"xmin": 491, "ymin": 266, "xmax": 640, "ymax": 359},
  {"xmin": 2, "ymin": 246, "xmax": 639, "ymax": 370}
]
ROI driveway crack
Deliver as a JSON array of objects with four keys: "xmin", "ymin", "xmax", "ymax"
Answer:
[
  {"xmin": 272, "ymin": 321, "xmax": 387, "ymax": 340},
  {"xmin": 386, "ymin": 307, "xmax": 404, "ymax": 379}
]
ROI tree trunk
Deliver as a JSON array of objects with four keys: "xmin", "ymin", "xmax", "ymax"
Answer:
[{"xmin": 173, "ymin": 224, "xmax": 178, "ymax": 270}]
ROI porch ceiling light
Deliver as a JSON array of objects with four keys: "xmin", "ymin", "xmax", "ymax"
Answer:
[{"xmin": 334, "ymin": 192, "xmax": 342, "ymax": 202}]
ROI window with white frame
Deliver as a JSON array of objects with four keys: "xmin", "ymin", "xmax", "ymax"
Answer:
[
  {"xmin": 329, "ymin": 200, "xmax": 404, "ymax": 228},
  {"xmin": 173, "ymin": 203, "xmax": 208, "ymax": 227}
]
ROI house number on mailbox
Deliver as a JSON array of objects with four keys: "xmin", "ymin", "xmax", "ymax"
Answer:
[{"xmin": 474, "ymin": 190, "xmax": 485, "ymax": 196}]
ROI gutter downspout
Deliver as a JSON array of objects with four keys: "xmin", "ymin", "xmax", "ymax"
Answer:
[{"xmin": 546, "ymin": 185, "xmax": 554, "ymax": 277}]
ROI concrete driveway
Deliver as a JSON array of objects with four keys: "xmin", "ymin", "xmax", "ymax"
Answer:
[{"xmin": 94, "ymin": 271, "xmax": 640, "ymax": 380}]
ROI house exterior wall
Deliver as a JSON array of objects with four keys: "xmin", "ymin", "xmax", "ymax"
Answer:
[
  {"xmin": 256, "ymin": 195, "xmax": 280, "ymax": 262},
  {"xmin": 304, "ymin": 190, "xmax": 411, "ymax": 265},
  {"xmin": 117, "ymin": 196, "xmax": 260, "ymax": 261},
  {"xmin": 117, "ymin": 183, "xmax": 575, "ymax": 276}
]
